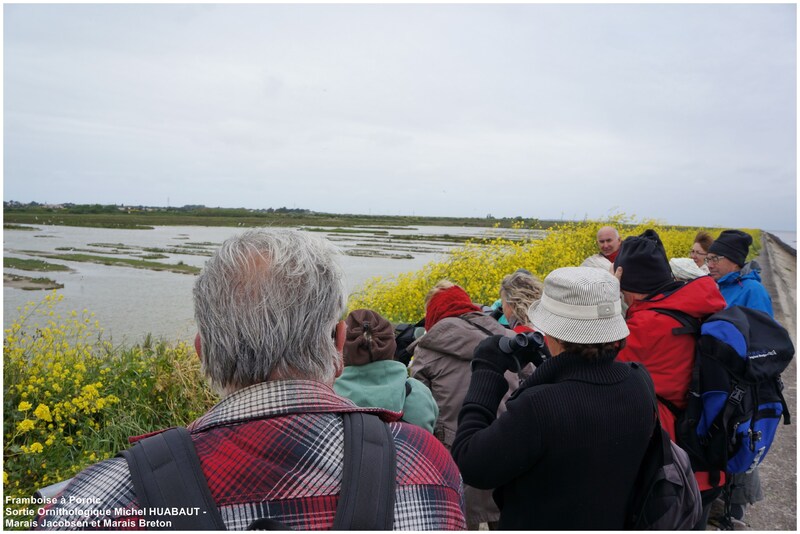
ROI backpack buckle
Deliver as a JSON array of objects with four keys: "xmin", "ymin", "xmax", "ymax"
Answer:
[{"xmin": 729, "ymin": 385, "xmax": 746, "ymax": 404}]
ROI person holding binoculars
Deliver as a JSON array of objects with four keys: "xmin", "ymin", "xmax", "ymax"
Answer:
[{"xmin": 452, "ymin": 266, "xmax": 653, "ymax": 530}]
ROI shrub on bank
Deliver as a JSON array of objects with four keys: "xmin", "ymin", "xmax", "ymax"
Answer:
[
  {"xmin": 3, "ymin": 292, "xmax": 218, "ymax": 519},
  {"xmin": 348, "ymin": 218, "xmax": 760, "ymax": 322}
]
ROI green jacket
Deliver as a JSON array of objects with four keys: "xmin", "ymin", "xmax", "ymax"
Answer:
[{"xmin": 334, "ymin": 360, "xmax": 438, "ymax": 433}]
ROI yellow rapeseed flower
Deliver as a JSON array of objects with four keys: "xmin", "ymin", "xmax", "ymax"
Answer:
[
  {"xmin": 17, "ymin": 401, "xmax": 32, "ymax": 412},
  {"xmin": 29, "ymin": 442, "xmax": 44, "ymax": 454},
  {"xmin": 33, "ymin": 404, "xmax": 53, "ymax": 422},
  {"xmin": 16, "ymin": 419, "xmax": 35, "ymax": 433}
]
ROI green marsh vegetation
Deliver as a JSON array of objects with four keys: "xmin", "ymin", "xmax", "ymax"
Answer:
[
  {"xmin": 24, "ymin": 251, "xmax": 201, "ymax": 275},
  {"xmin": 4, "ymin": 224, "xmax": 40, "ymax": 231},
  {"xmin": 3, "ymin": 258, "xmax": 71, "ymax": 272}
]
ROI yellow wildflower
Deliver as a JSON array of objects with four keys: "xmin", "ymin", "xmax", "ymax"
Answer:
[
  {"xmin": 33, "ymin": 404, "xmax": 53, "ymax": 422},
  {"xmin": 16, "ymin": 419, "xmax": 35, "ymax": 433}
]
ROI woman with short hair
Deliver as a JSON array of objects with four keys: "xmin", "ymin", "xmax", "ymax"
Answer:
[{"xmin": 690, "ymin": 230, "xmax": 714, "ymax": 270}]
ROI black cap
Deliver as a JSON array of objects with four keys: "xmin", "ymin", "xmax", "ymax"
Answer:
[
  {"xmin": 708, "ymin": 230, "xmax": 752, "ymax": 267},
  {"xmin": 614, "ymin": 229, "xmax": 674, "ymax": 294}
]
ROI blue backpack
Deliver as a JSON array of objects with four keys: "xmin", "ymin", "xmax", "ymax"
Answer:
[{"xmin": 655, "ymin": 306, "xmax": 793, "ymax": 486}]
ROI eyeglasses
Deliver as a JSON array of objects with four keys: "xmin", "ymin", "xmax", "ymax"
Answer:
[
  {"xmin": 689, "ymin": 250, "xmax": 708, "ymax": 257},
  {"xmin": 705, "ymin": 255, "xmax": 725, "ymax": 265}
]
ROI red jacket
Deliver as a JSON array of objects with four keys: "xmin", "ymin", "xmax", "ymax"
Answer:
[{"xmin": 617, "ymin": 276, "xmax": 726, "ymax": 491}]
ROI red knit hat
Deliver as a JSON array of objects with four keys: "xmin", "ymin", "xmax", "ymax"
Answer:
[{"xmin": 425, "ymin": 285, "xmax": 480, "ymax": 330}]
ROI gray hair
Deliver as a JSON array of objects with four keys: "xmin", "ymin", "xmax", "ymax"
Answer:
[
  {"xmin": 193, "ymin": 228, "xmax": 347, "ymax": 393},
  {"xmin": 500, "ymin": 271, "xmax": 543, "ymax": 327}
]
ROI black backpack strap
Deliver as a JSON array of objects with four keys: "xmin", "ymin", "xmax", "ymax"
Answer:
[
  {"xmin": 120, "ymin": 427, "xmax": 226, "ymax": 530},
  {"xmin": 650, "ymin": 308, "xmax": 702, "ymax": 336},
  {"xmin": 777, "ymin": 376, "xmax": 791, "ymax": 424},
  {"xmin": 651, "ymin": 307, "xmax": 703, "ymax": 418},
  {"xmin": 333, "ymin": 412, "xmax": 396, "ymax": 530},
  {"xmin": 656, "ymin": 394, "xmax": 683, "ymax": 417},
  {"xmin": 456, "ymin": 315, "xmax": 496, "ymax": 337}
]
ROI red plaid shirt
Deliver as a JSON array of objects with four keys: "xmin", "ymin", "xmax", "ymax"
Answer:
[{"xmin": 37, "ymin": 380, "xmax": 466, "ymax": 530}]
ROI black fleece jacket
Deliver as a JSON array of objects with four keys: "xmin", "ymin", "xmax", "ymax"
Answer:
[{"xmin": 452, "ymin": 351, "xmax": 653, "ymax": 530}]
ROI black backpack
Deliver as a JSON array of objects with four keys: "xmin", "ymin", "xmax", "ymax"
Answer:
[
  {"xmin": 119, "ymin": 412, "xmax": 396, "ymax": 530},
  {"xmin": 394, "ymin": 318, "xmax": 424, "ymax": 366},
  {"xmin": 653, "ymin": 306, "xmax": 793, "ymax": 486},
  {"xmin": 626, "ymin": 363, "xmax": 703, "ymax": 530}
]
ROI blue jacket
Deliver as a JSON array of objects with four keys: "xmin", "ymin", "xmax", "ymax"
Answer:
[{"xmin": 716, "ymin": 263, "xmax": 774, "ymax": 318}]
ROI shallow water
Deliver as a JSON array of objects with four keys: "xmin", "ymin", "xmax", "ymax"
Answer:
[
  {"xmin": 4, "ymin": 224, "xmax": 537, "ymax": 342},
  {"xmin": 768, "ymin": 230, "xmax": 796, "ymax": 250}
]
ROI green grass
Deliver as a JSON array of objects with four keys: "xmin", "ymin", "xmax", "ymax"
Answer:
[
  {"xmin": 3, "ymin": 257, "xmax": 71, "ymax": 272},
  {"xmin": 24, "ymin": 252, "xmax": 201, "ymax": 275},
  {"xmin": 4, "ymin": 224, "xmax": 39, "ymax": 231}
]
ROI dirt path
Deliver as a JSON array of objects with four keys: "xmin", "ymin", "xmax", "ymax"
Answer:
[{"xmin": 738, "ymin": 232, "xmax": 797, "ymax": 531}]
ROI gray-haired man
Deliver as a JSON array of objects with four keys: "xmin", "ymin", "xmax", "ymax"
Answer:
[{"xmin": 37, "ymin": 229, "xmax": 465, "ymax": 530}]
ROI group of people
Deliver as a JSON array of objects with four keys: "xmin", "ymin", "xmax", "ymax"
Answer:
[{"xmin": 36, "ymin": 225, "xmax": 777, "ymax": 530}]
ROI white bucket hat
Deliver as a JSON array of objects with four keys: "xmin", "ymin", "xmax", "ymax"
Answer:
[{"xmin": 528, "ymin": 266, "xmax": 629, "ymax": 344}]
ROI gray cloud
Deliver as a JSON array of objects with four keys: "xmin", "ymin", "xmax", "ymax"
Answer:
[{"xmin": 4, "ymin": 3, "xmax": 796, "ymax": 229}]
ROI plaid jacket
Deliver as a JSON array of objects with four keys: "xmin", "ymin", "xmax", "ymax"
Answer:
[{"xmin": 37, "ymin": 380, "xmax": 466, "ymax": 530}]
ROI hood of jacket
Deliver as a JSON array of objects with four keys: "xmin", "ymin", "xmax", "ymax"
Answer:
[
  {"xmin": 333, "ymin": 360, "xmax": 411, "ymax": 413},
  {"xmin": 627, "ymin": 275, "xmax": 726, "ymax": 319},
  {"xmin": 718, "ymin": 262, "xmax": 762, "ymax": 287},
  {"xmin": 411, "ymin": 312, "xmax": 508, "ymax": 362}
]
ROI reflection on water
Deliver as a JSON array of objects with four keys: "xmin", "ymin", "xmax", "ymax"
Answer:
[{"xmin": 4, "ymin": 224, "xmax": 537, "ymax": 342}]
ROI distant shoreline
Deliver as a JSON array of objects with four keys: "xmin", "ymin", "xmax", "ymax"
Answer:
[{"xmin": 3, "ymin": 206, "xmax": 785, "ymax": 234}]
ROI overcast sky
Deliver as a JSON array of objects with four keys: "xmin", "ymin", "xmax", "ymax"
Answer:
[{"xmin": 4, "ymin": 3, "xmax": 797, "ymax": 230}]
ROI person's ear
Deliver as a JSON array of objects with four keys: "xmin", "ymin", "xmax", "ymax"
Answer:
[
  {"xmin": 194, "ymin": 332, "xmax": 202, "ymax": 359},
  {"xmin": 334, "ymin": 320, "xmax": 346, "ymax": 354}
]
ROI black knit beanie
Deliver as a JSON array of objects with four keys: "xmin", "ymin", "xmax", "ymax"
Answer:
[
  {"xmin": 708, "ymin": 230, "xmax": 752, "ymax": 267},
  {"xmin": 614, "ymin": 229, "xmax": 674, "ymax": 294}
]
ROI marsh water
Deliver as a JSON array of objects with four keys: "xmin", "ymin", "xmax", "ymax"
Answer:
[{"xmin": 4, "ymin": 224, "xmax": 541, "ymax": 342}]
